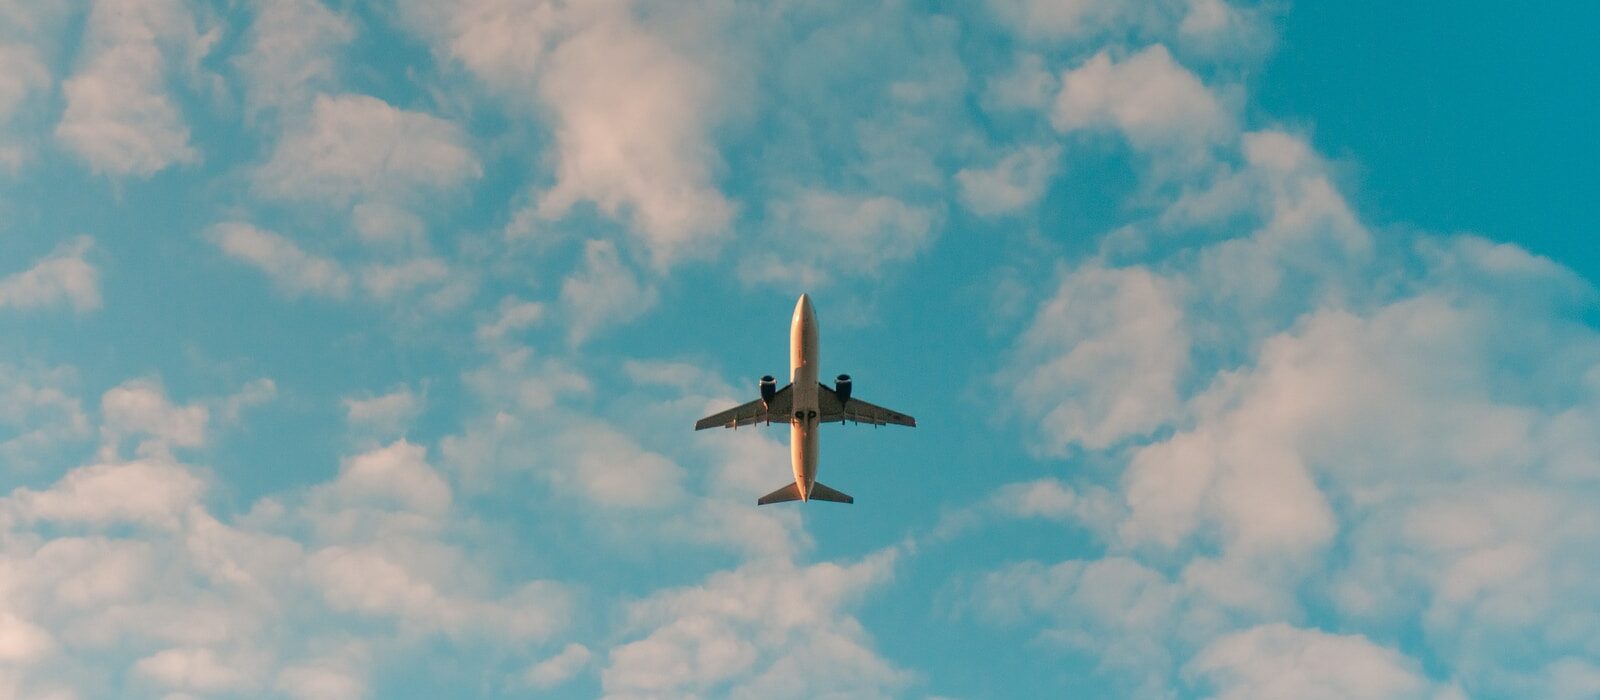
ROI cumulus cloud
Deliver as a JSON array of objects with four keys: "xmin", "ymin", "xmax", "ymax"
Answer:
[
  {"xmin": 99, "ymin": 378, "xmax": 209, "ymax": 459},
  {"xmin": 0, "ymin": 43, "xmax": 49, "ymax": 170},
  {"xmin": 603, "ymin": 550, "xmax": 908, "ymax": 698},
  {"xmin": 55, "ymin": 0, "xmax": 213, "ymax": 177},
  {"xmin": 400, "ymin": 0, "xmax": 734, "ymax": 266},
  {"xmin": 208, "ymin": 222, "xmax": 351, "ymax": 298},
  {"xmin": 535, "ymin": 8, "xmax": 733, "ymax": 266},
  {"xmin": 744, "ymin": 190, "xmax": 939, "ymax": 289},
  {"xmin": 561, "ymin": 239, "xmax": 657, "ymax": 345},
  {"xmin": 0, "ymin": 236, "xmax": 100, "ymax": 313},
  {"xmin": 1182, "ymin": 624, "xmax": 1446, "ymax": 700},
  {"xmin": 255, "ymin": 93, "xmax": 479, "ymax": 215},
  {"xmin": 525, "ymin": 642, "xmax": 591, "ymax": 689},
  {"xmin": 475, "ymin": 296, "xmax": 545, "ymax": 345},
  {"xmin": 1053, "ymin": 45, "xmax": 1230, "ymax": 164},
  {"xmin": 956, "ymin": 144, "xmax": 1060, "ymax": 216},
  {"xmin": 1004, "ymin": 263, "xmax": 1188, "ymax": 453},
  {"xmin": 0, "ymin": 415, "xmax": 580, "ymax": 696},
  {"xmin": 343, "ymin": 387, "xmax": 422, "ymax": 436},
  {"xmin": 989, "ymin": 0, "xmax": 1269, "ymax": 58},
  {"xmin": 2, "ymin": 459, "xmax": 203, "ymax": 530},
  {"xmin": 0, "ymin": 364, "xmax": 91, "ymax": 468},
  {"xmin": 359, "ymin": 257, "xmax": 450, "ymax": 300},
  {"xmin": 233, "ymin": 0, "xmax": 353, "ymax": 120}
]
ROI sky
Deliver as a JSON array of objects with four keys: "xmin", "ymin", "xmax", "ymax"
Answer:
[{"xmin": 1, "ymin": 1, "xmax": 1598, "ymax": 699}]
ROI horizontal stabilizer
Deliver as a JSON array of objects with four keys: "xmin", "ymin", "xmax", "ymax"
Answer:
[
  {"xmin": 809, "ymin": 481, "xmax": 853, "ymax": 504},
  {"xmin": 758, "ymin": 483, "xmax": 803, "ymax": 505}
]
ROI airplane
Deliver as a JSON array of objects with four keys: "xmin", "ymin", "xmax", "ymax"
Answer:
[{"xmin": 694, "ymin": 293, "xmax": 916, "ymax": 505}]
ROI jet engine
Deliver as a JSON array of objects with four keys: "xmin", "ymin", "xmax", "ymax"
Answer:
[
  {"xmin": 759, "ymin": 375, "xmax": 777, "ymax": 404},
  {"xmin": 835, "ymin": 374, "xmax": 852, "ymax": 403}
]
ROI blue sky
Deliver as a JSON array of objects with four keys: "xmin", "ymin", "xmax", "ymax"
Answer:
[{"xmin": 2, "ymin": 1, "xmax": 1597, "ymax": 698}]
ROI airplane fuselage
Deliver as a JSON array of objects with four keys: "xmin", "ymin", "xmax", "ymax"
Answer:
[{"xmin": 789, "ymin": 293, "xmax": 820, "ymax": 500}]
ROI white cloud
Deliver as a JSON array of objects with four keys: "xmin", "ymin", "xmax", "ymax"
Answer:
[
  {"xmin": 135, "ymin": 646, "xmax": 260, "ymax": 693},
  {"xmin": 275, "ymin": 656, "xmax": 367, "ymax": 700},
  {"xmin": 1182, "ymin": 624, "xmax": 1440, "ymax": 700},
  {"xmin": 99, "ymin": 378, "xmax": 209, "ymax": 458},
  {"xmin": 343, "ymin": 387, "xmax": 422, "ymax": 436},
  {"xmin": 0, "ymin": 363, "xmax": 91, "ymax": 469},
  {"xmin": 219, "ymin": 377, "xmax": 278, "ymax": 423},
  {"xmin": 2, "ymin": 459, "xmax": 203, "ymax": 530},
  {"xmin": 0, "ymin": 43, "xmax": 49, "ymax": 170},
  {"xmin": 745, "ymin": 190, "xmax": 938, "ymax": 289},
  {"xmin": 985, "ymin": 52, "xmax": 1058, "ymax": 112},
  {"xmin": 475, "ymin": 296, "xmax": 545, "ymax": 345},
  {"xmin": 0, "ymin": 612, "xmax": 55, "ymax": 662},
  {"xmin": 1053, "ymin": 45, "xmax": 1230, "ymax": 164},
  {"xmin": 956, "ymin": 144, "xmax": 1060, "ymax": 216},
  {"xmin": 400, "ymin": 0, "xmax": 733, "ymax": 266},
  {"xmin": 603, "ymin": 550, "xmax": 908, "ymax": 698},
  {"xmin": 0, "ymin": 236, "xmax": 100, "ymax": 313},
  {"xmin": 988, "ymin": 0, "xmax": 1134, "ymax": 41},
  {"xmin": 988, "ymin": 0, "xmax": 1269, "ymax": 59},
  {"xmin": 525, "ymin": 642, "xmax": 591, "ymax": 689},
  {"xmin": 535, "ymin": 9, "xmax": 734, "ymax": 266},
  {"xmin": 0, "ymin": 3, "xmax": 71, "ymax": 166},
  {"xmin": 55, "ymin": 0, "xmax": 213, "ymax": 177},
  {"xmin": 1004, "ymin": 263, "xmax": 1188, "ymax": 453},
  {"xmin": 255, "ymin": 93, "xmax": 479, "ymax": 210},
  {"xmin": 561, "ymin": 239, "xmax": 657, "ymax": 345},
  {"xmin": 359, "ymin": 257, "xmax": 450, "ymax": 300},
  {"xmin": 208, "ymin": 222, "xmax": 351, "ymax": 299},
  {"xmin": 323, "ymin": 440, "xmax": 450, "ymax": 516},
  {"xmin": 350, "ymin": 201, "xmax": 425, "ymax": 248},
  {"xmin": 233, "ymin": 0, "xmax": 353, "ymax": 119}
]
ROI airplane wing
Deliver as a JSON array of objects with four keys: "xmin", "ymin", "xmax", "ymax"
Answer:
[
  {"xmin": 694, "ymin": 383, "xmax": 793, "ymax": 430},
  {"xmin": 818, "ymin": 383, "xmax": 916, "ymax": 427}
]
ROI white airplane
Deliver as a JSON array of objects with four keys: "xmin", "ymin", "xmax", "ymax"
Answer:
[{"xmin": 695, "ymin": 293, "xmax": 916, "ymax": 505}]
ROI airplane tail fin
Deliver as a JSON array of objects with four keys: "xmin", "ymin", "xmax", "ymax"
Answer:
[
  {"xmin": 757, "ymin": 483, "xmax": 802, "ymax": 505},
  {"xmin": 809, "ymin": 481, "xmax": 853, "ymax": 504},
  {"xmin": 755, "ymin": 481, "xmax": 855, "ymax": 505}
]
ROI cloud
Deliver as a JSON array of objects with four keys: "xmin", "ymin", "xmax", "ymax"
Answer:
[
  {"xmin": 535, "ymin": 7, "xmax": 734, "ymax": 266},
  {"xmin": 956, "ymin": 144, "xmax": 1060, "ymax": 216},
  {"xmin": 525, "ymin": 642, "xmax": 591, "ymax": 689},
  {"xmin": 475, "ymin": 296, "xmax": 545, "ymax": 345},
  {"xmin": 134, "ymin": 646, "xmax": 261, "ymax": 693},
  {"xmin": 0, "ymin": 43, "xmax": 49, "ymax": 170},
  {"xmin": 744, "ymin": 190, "xmax": 939, "ymax": 289},
  {"xmin": 99, "ymin": 378, "xmax": 209, "ymax": 459},
  {"xmin": 219, "ymin": 377, "xmax": 278, "ymax": 423},
  {"xmin": 208, "ymin": 222, "xmax": 351, "ymax": 298},
  {"xmin": 0, "ymin": 236, "xmax": 100, "ymax": 313},
  {"xmin": 399, "ymin": 0, "xmax": 734, "ymax": 266},
  {"xmin": 561, "ymin": 239, "xmax": 657, "ymax": 345},
  {"xmin": 0, "ymin": 411, "xmax": 582, "ymax": 696},
  {"xmin": 320, "ymin": 440, "xmax": 450, "ymax": 516},
  {"xmin": 0, "ymin": 612, "xmax": 55, "ymax": 662},
  {"xmin": 1, "ymin": 459, "xmax": 203, "ymax": 530},
  {"xmin": 233, "ymin": 0, "xmax": 353, "ymax": 120},
  {"xmin": 359, "ymin": 257, "xmax": 450, "ymax": 300},
  {"xmin": 1182, "ymin": 623, "xmax": 1445, "ymax": 700},
  {"xmin": 602, "ymin": 550, "xmax": 908, "ymax": 699},
  {"xmin": 343, "ymin": 387, "xmax": 422, "ymax": 436},
  {"xmin": 55, "ymin": 0, "xmax": 213, "ymax": 177},
  {"xmin": 989, "ymin": 0, "xmax": 1270, "ymax": 58},
  {"xmin": 1053, "ymin": 45, "xmax": 1230, "ymax": 164},
  {"xmin": 1003, "ymin": 263, "xmax": 1188, "ymax": 453},
  {"xmin": 0, "ymin": 3, "xmax": 70, "ymax": 168},
  {"xmin": 0, "ymin": 364, "xmax": 91, "ymax": 469},
  {"xmin": 255, "ymin": 93, "xmax": 479, "ymax": 211}
]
